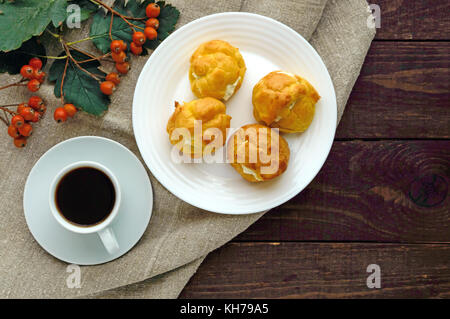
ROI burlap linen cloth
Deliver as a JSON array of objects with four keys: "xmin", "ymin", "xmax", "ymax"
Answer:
[{"xmin": 0, "ymin": 0, "xmax": 375, "ymax": 298}]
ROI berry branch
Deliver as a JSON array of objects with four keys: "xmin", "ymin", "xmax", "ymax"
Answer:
[
  {"xmin": 0, "ymin": 0, "xmax": 178, "ymax": 147},
  {"xmin": 0, "ymin": 79, "xmax": 27, "ymax": 91},
  {"xmin": 1, "ymin": 95, "xmax": 48, "ymax": 148},
  {"xmin": 62, "ymin": 43, "xmax": 102, "ymax": 82},
  {"xmin": 89, "ymin": 0, "xmax": 145, "ymax": 32}
]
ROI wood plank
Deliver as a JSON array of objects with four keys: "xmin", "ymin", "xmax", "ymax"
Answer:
[
  {"xmin": 236, "ymin": 140, "xmax": 450, "ymax": 242},
  {"xmin": 372, "ymin": 0, "xmax": 450, "ymax": 40},
  {"xmin": 336, "ymin": 42, "xmax": 450, "ymax": 139},
  {"xmin": 180, "ymin": 242, "xmax": 450, "ymax": 298}
]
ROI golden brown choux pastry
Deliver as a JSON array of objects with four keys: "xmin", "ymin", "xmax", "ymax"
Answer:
[
  {"xmin": 189, "ymin": 40, "xmax": 246, "ymax": 101},
  {"xmin": 227, "ymin": 124, "xmax": 290, "ymax": 182},
  {"xmin": 167, "ymin": 97, "xmax": 231, "ymax": 158},
  {"xmin": 252, "ymin": 71, "xmax": 320, "ymax": 133}
]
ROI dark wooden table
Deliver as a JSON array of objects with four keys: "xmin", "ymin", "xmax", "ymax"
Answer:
[{"xmin": 180, "ymin": 0, "xmax": 450, "ymax": 298}]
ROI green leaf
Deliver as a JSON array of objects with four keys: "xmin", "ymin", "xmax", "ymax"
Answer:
[
  {"xmin": 49, "ymin": 50, "xmax": 109, "ymax": 116},
  {"xmin": 72, "ymin": 0, "xmax": 99, "ymax": 22},
  {"xmin": 0, "ymin": 0, "xmax": 69, "ymax": 52},
  {"xmin": 0, "ymin": 37, "xmax": 47, "ymax": 74},
  {"xmin": 89, "ymin": 0, "xmax": 179, "ymax": 54},
  {"xmin": 50, "ymin": 0, "xmax": 69, "ymax": 27}
]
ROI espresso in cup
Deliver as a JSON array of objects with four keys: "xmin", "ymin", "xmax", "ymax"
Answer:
[{"xmin": 55, "ymin": 166, "xmax": 116, "ymax": 227}]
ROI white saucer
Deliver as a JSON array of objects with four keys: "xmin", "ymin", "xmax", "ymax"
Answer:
[{"xmin": 23, "ymin": 136, "xmax": 153, "ymax": 265}]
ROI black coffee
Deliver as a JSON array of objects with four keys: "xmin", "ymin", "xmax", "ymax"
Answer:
[{"xmin": 55, "ymin": 167, "xmax": 116, "ymax": 226}]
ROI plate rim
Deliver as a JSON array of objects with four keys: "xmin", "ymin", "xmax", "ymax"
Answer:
[{"xmin": 132, "ymin": 12, "xmax": 337, "ymax": 215}]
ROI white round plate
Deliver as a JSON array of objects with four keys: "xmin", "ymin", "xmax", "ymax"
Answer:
[
  {"xmin": 23, "ymin": 136, "xmax": 153, "ymax": 265},
  {"xmin": 133, "ymin": 12, "xmax": 336, "ymax": 215}
]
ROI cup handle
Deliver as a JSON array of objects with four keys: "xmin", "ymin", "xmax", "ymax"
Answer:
[{"xmin": 98, "ymin": 227, "xmax": 119, "ymax": 255}]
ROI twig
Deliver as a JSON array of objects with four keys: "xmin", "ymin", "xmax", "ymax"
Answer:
[
  {"xmin": 65, "ymin": 34, "xmax": 106, "ymax": 46},
  {"xmin": 62, "ymin": 43, "xmax": 102, "ymax": 82},
  {"xmin": 109, "ymin": 11, "xmax": 114, "ymax": 41},
  {"xmin": 45, "ymin": 28, "xmax": 61, "ymax": 38},
  {"xmin": 90, "ymin": 0, "xmax": 144, "ymax": 31},
  {"xmin": 68, "ymin": 45, "xmax": 99, "ymax": 60},
  {"xmin": 122, "ymin": 16, "xmax": 147, "ymax": 21},
  {"xmin": 17, "ymin": 51, "xmax": 67, "ymax": 60},
  {"xmin": 0, "ymin": 79, "xmax": 28, "ymax": 91},
  {"xmin": 0, "ymin": 114, "xmax": 8, "ymax": 126},
  {"xmin": 0, "ymin": 106, "xmax": 16, "ymax": 116},
  {"xmin": 60, "ymin": 57, "xmax": 69, "ymax": 104},
  {"xmin": 67, "ymin": 45, "xmax": 112, "ymax": 67},
  {"xmin": 77, "ymin": 53, "xmax": 112, "ymax": 64}
]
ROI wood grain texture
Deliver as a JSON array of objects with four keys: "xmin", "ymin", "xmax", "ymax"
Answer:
[
  {"xmin": 373, "ymin": 0, "xmax": 450, "ymax": 40},
  {"xmin": 180, "ymin": 0, "xmax": 450, "ymax": 299},
  {"xmin": 180, "ymin": 242, "xmax": 450, "ymax": 298},
  {"xmin": 236, "ymin": 140, "xmax": 450, "ymax": 242},
  {"xmin": 336, "ymin": 42, "xmax": 450, "ymax": 139}
]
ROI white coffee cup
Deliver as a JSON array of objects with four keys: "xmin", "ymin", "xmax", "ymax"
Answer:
[{"xmin": 49, "ymin": 161, "xmax": 121, "ymax": 255}]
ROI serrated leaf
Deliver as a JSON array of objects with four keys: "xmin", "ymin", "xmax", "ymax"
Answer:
[
  {"xmin": 0, "ymin": 37, "xmax": 47, "ymax": 74},
  {"xmin": 50, "ymin": 0, "xmax": 69, "ymax": 27},
  {"xmin": 49, "ymin": 50, "xmax": 109, "ymax": 116},
  {"xmin": 89, "ymin": 0, "xmax": 179, "ymax": 54},
  {"xmin": 0, "ymin": 0, "xmax": 68, "ymax": 52}
]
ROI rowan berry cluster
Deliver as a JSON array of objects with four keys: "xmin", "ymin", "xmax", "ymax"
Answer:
[
  {"xmin": 20, "ymin": 57, "xmax": 46, "ymax": 92},
  {"xmin": 6, "ymin": 95, "xmax": 47, "ymax": 148},
  {"xmin": 99, "ymin": 3, "xmax": 161, "ymax": 96}
]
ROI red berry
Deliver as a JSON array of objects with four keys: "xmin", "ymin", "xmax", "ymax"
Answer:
[
  {"xmin": 54, "ymin": 107, "xmax": 68, "ymax": 123},
  {"xmin": 32, "ymin": 69, "xmax": 46, "ymax": 83},
  {"xmin": 100, "ymin": 81, "xmax": 116, "ymax": 95},
  {"xmin": 18, "ymin": 123, "xmax": 33, "ymax": 137},
  {"xmin": 19, "ymin": 107, "xmax": 35, "ymax": 121},
  {"xmin": 130, "ymin": 42, "xmax": 143, "ymax": 55},
  {"xmin": 132, "ymin": 31, "xmax": 146, "ymax": 46},
  {"xmin": 30, "ymin": 112, "xmax": 41, "ymax": 123},
  {"xmin": 146, "ymin": 18, "xmax": 159, "ymax": 29},
  {"xmin": 27, "ymin": 79, "xmax": 40, "ymax": 92},
  {"xmin": 16, "ymin": 103, "xmax": 27, "ymax": 114},
  {"xmin": 8, "ymin": 125, "xmax": 20, "ymax": 138},
  {"xmin": 29, "ymin": 57, "xmax": 43, "ymax": 70},
  {"xmin": 36, "ymin": 104, "xmax": 47, "ymax": 115},
  {"xmin": 14, "ymin": 137, "xmax": 27, "ymax": 148},
  {"xmin": 63, "ymin": 104, "xmax": 77, "ymax": 117},
  {"xmin": 115, "ymin": 62, "xmax": 130, "ymax": 74},
  {"xmin": 146, "ymin": 3, "xmax": 160, "ymax": 18},
  {"xmin": 106, "ymin": 72, "xmax": 121, "ymax": 85},
  {"xmin": 120, "ymin": 41, "xmax": 127, "ymax": 51},
  {"xmin": 110, "ymin": 40, "xmax": 124, "ymax": 54},
  {"xmin": 11, "ymin": 115, "xmax": 25, "ymax": 128},
  {"xmin": 20, "ymin": 65, "xmax": 34, "ymax": 79},
  {"xmin": 111, "ymin": 50, "xmax": 127, "ymax": 63},
  {"xmin": 28, "ymin": 96, "xmax": 44, "ymax": 110},
  {"xmin": 144, "ymin": 27, "xmax": 157, "ymax": 41}
]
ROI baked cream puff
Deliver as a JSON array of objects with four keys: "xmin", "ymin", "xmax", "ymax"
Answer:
[
  {"xmin": 189, "ymin": 40, "xmax": 246, "ymax": 101},
  {"xmin": 252, "ymin": 71, "xmax": 320, "ymax": 133},
  {"xmin": 227, "ymin": 124, "xmax": 290, "ymax": 182},
  {"xmin": 167, "ymin": 97, "xmax": 231, "ymax": 158}
]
